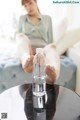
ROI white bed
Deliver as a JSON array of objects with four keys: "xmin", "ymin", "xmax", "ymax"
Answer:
[{"xmin": 0, "ymin": 43, "xmax": 76, "ymax": 94}]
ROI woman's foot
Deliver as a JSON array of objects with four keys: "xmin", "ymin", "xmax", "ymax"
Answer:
[
  {"xmin": 45, "ymin": 65, "xmax": 57, "ymax": 84},
  {"xmin": 43, "ymin": 43, "xmax": 60, "ymax": 84},
  {"xmin": 22, "ymin": 55, "xmax": 34, "ymax": 73}
]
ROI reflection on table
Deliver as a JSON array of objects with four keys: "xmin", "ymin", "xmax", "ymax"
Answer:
[{"xmin": 0, "ymin": 85, "xmax": 80, "ymax": 120}]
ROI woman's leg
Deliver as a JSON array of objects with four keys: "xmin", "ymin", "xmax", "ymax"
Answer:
[
  {"xmin": 16, "ymin": 33, "xmax": 34, "ymax": 73},
  {"xmin": 43, "ymin": 43, "xmax": 60, "ymax": 84}
]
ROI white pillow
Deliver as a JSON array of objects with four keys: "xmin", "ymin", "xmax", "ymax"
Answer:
[
  {"xmin": 56, "ymin": 27, "xmax": 80, "ymax": 55},
  {"xmin": 53, "ymin": 17, "xmax": 68, "ymax": 42},
  {"xmin": 74, "ymin": 41, "xmax": 80, "ymax": 49}
]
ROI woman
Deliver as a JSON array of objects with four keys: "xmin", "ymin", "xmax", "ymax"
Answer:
[{"xmin": 16, "ymin": 0, "xmax": 60, "ymax": 119}]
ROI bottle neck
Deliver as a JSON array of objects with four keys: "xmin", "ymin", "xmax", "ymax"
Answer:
[{"xmin": 33, "ymin": 53, "xmax": 45, "ymax": 77}]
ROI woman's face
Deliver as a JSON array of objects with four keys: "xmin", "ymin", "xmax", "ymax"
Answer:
[{"xmin": 24, "ymin": 0, "xmax": 38, "ymax": 16}]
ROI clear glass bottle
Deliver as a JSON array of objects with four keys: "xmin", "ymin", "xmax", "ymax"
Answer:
[
  {"xmin": 33, "ymin": 48, "xmax": 46, "ymax": 97},
  {"xmin": 32, "ymin": 48, "xmax": 46, "ymax": 120}
]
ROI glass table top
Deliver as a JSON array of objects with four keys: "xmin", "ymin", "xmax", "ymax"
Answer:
[{"xmin": 0, "ymin": 84, "xmax": 80, "ymax": 120}]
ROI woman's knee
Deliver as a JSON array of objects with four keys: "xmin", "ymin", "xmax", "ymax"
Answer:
[{"xmin": 16, "ymin": 33, "xmax": 30, "ymax": 43}]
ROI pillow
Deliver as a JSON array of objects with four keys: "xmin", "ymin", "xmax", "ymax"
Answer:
[
  {"xmin": 73, "ymin": 41, "xmax": 80, "ymax": 49},
  {"xmin": 53, "ymin": 17, "xmax": 68, "ymax": 43},
  {"xmin": 55, "ymin": 27, "xmax": 80, "ymax": 55}
]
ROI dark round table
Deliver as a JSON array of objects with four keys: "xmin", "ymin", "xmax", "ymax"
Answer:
[{"xmin": 0, "ymin": 85, "xmax": 80, "ymax": 120}]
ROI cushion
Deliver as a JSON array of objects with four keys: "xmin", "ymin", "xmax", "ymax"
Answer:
[
  {"xmin": 55, "ymin": 27, "xmax": 80, "ymax": 55},
  {"xmin": 53, "ymin": 17, "xmax": 68, "ymax": 43},
  {"xmin": 53, "ymin": 16, "xmax": 80, "ymax": 55}
]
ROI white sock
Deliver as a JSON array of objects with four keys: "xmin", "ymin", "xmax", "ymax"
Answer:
[{"xmin": 21, "ymin": 53, "xmax": 30, "ymax": 68}]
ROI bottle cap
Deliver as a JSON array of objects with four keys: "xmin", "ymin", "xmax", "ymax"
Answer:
[{"xmin": 36, "ymin": 48, "xmax": 43, "ymax": 54}]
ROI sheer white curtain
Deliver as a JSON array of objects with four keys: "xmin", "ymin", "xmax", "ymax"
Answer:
[{"xmin": 0, "ymin": 0, "xmax": 23, "ymax": 41}]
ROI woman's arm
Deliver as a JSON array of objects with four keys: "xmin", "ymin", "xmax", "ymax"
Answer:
[{"xmin": 17, "ymin": 15, "xmax": 23, "ymax": 33}]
